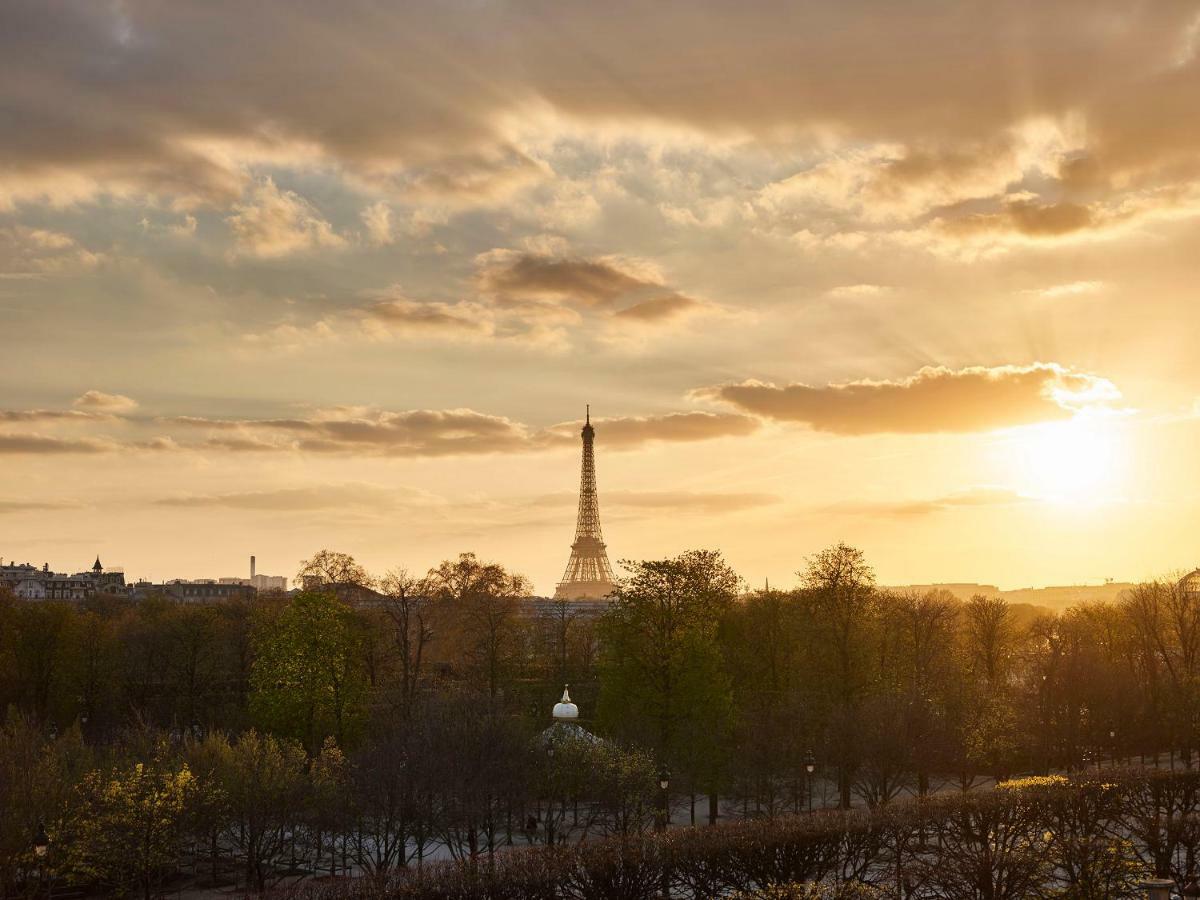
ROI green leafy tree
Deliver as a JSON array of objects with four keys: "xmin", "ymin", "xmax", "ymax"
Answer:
[
  {"xmin": 0, "ymin": 714, "xmax": 91, "ymax": 897},
  {"xmin": 597, "ymin": 550, "xmax": 741, "ymax": 817},
  {"xmin": 799, "ymin": 543, "xmax": 877, "ymax": 809},
  {"xmin": 250, "ymin": 591, "xmax": 368, "ymax": 751},
  {"xmin": 212, "ymin": 730, "xmax": 310, "ymax": 893},
  {"xmin": 63, "ymin": 752, "xmax": 197, "ymax": 900}
]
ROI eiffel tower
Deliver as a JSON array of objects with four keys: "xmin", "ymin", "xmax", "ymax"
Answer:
[{"xmin": 554, "ymin": 406, "xmax": 615, "ymax": 600}]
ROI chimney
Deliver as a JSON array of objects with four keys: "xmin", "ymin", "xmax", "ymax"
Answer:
[{"xmin": 250, "ymin": 555, "xmax": 256, "ymax": 579}]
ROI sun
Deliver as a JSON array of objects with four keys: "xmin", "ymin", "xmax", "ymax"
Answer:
[{"xmin": 1001, "ymin": 414, "xmax": 1128, "ymax": 503}]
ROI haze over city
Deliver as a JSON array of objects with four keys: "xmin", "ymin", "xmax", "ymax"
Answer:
[{"xmin": 5, "ymin": 2, "xmax": 1200, "ymax": 593}]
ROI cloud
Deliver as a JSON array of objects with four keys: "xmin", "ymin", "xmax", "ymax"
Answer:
[
  {"xmin": 826, "ymin": 487, "xmax": 1031, "ymax": 518},
  {"xmin": 226, "ymin": 178, "xmax": 345, "ymax": 258},
  {"xmin": 4, "ymin": 1, "xmax": 1200, "ymax": 254},
  {"xmin": 165, "ymin": 406, "xmax": 760, "ymax": 456},
  {"xmin": 360, "ymin": 201, "xmax": 394, "ymax": 245},
  {"xmin": 528, "ymin": 489, "xmax": 778, "ymax": 515},
  {"xmin": 703, "ymin": 364, "xmax": 1120, "ymax": 435},
  {"xmin": 0, "ymin": 226, "xmax": 102, "ymax": 275},
  {"xmin": 0, "ymin": 499, "xmax": 84, "ymax": 513},
  {"xmin": 1021, "ymin": 280, "xmax": 1107, "ymax": 299},
  {"xmin": 0, "ymin": 409, "xmax": 107, "ymax": 423},
  {"xmin": 547, "ymin": 411, "xmax": 760, "ymax": 447},
  {"xmin": 945, "ymin": 199, "xmax": 1094, "ymax": 239},
  {"xmin": 478, "ymin": 252, "xmax": 656, "ymax": 308},
  {"xmin": 0, "ymin": 434, "xmax": 113, "ymax": 454},
  {"xmin": 612, "ymin": 293, "xmax": 703, "ymax": 322},
  {"xmin": 827, "ymin": 284, "xmax": 890, "ymax": 299},
  {"xmin": 156, "ymin": 483, "xmax": 429, "ymax": 511},
  {"xmin": 387, "ymin": 146, "xmax": 546, "ymax": 201},
  {"xmin": 604, "ymin": 490, "xmax": 779, "ymax": 513},
  {"xmin": 477, "ymin": 250, "xmax": 713, "ymax": 328},
  {"xmin": 363, "ymin": 297, "xmax": 491, "ymax": 336},
  {"xmin": 73, "ymin": 390, "xmax": 138, "ymax": 413}
]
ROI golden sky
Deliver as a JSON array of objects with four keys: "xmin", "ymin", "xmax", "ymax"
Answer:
[{"xmin": 4, "ymin": 1, "xmax": 1200, "ymax": 591}]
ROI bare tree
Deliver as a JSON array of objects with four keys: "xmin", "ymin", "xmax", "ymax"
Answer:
[
  {"xmin": 379, "ymin": 568, "xmax": 433, "ymax": 714},
  {"xmin": 296, "ymin": 550, "xmax": 372, "ymax": 590}
]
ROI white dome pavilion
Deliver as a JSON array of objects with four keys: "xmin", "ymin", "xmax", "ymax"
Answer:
[{"xmin": 552, "ymin": 685, "xmax": 579, "ymax": 720}]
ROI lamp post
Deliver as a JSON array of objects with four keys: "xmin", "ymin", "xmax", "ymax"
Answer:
[
  {"xmin": 657, "ymin": 766, "xmax": 670, "ymax": 832},
  {"xmin": 33, "ymin": 823, "xmax": 48, "ymax": 900},
  {"xmin": 1110, "ymin": 729, "xmax": 1117, "ymax": 767},
  {"xmin": 805, "ymin": 751, "xmax": 816, "ymax": 812},
  {"xmin": 657, "ymin": 767, "xmax": 671, "ymax": 899}
]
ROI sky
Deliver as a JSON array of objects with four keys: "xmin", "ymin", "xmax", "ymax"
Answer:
[{"xmin": 4, "ymin": 1, "xmax": 1200, "ymax": 593}]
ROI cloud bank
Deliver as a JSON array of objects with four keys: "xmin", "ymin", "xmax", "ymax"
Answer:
[{"xmin": 704, "ymin": 364, "xmax": 1119, "ymax": 435}]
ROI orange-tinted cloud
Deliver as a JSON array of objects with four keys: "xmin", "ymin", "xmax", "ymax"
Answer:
[
  {"xmin": 825, "ymin": 487, "xmax": 1031, "ymax": 517},
  {"xmin": 546, "ymin": 411, "xmax": 760, "ymax": 447},
  {"xmin": 73, "ymin": 390, "xmax": 138, "ymax": 412},
  {"xmin": 705, "ymin": 364, "xmax": 1119, "ymax": 435}
]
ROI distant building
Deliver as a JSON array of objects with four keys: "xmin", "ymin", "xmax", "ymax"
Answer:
[
  {"xmin": 0, "ymin": 556, "xmax": 126, "ymax": 600},
  {"xmin": 220, "ymin": 556, "xmax": 288, "ymax": 592},
  {"xmin": 156, "ymin": 580, "xmax": 256, "ymax": 603},
  {"xmin": 250, "ymin": 574, "xmax": 288, "ymax": 592},
  {"xmin": 526, "ymin": 596, "xmax": 609, "ymax": 620},
  {"xmin": 1179, "ymin": 570, "xmax": 1200, "ymax": 596}
]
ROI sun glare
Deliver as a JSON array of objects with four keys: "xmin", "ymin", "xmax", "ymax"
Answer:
[{"xmin": 1003, "ymin": 414, "xmax": 1128, "ymax": 503}]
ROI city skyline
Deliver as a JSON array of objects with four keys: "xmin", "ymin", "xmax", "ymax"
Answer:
[{"xmin": 6, "ymin": 3, "xmax": 1200, "ymax": 592}]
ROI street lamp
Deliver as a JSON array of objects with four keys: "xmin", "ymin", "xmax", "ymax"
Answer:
[
  {"xmin": 805, "ymin": 751, "xmax": 816, "ymax": 812},
  {"xmin": 657, "ymin": 766, "xmax": 670, "ymax": 832},
  {"xmin": 657, "ymin": 766, "xmax": 670, "ymax": 899},
  {"xmin": 33, "ymin": 824, "xmax": 48, "ymax": 900}
]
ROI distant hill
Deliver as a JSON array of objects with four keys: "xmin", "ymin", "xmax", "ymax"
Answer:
[{"xmin": 884, "ymin": 581, "xmax": 1137, "ymax": 612}]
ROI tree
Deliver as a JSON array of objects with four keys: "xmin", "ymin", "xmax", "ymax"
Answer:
[
  {"xmin": 0, "ymin": 714, "xmax": 90, "ymax": 897},
  {"xmin": 64, "ymin": 751, "xmax": 197, "ymax": 900},
  {"xmin": 212, "ymin": 730, "xmax": 310, "ymax": 894},
  {"xmin": 799, "ymin": 543, "xmax": 876, "ymax": 809},
  {"xmin": 422, "ymin": 553, "xmax": 531, "ymax": 700},
  {"xmin": 597, "ymin": 550, "xmax": 741, "ymax": 822},
  {"xmin": 296, "ymin": 550, "xmax": 372, "ymax": 590},
  {"xmin": 250, "ymin": 592, "xmax": 368, "ymax": 751},
  {"xmin": 722, "ymin": 588, "xmax": 808, "ymax": 818},
  {"xmin": 379, "ymin": 568, "xmax": 433, "ymax": 715}
]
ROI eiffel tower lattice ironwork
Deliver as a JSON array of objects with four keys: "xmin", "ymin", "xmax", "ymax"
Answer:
[{"xmin": 554, "ymin": 406, "xmax": 615, "ymax": 600}]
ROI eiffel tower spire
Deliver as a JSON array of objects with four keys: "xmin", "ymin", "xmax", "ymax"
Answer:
[{"xmin": 554, "ymin": 407, "xmax": 615, "ymax": 600}]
